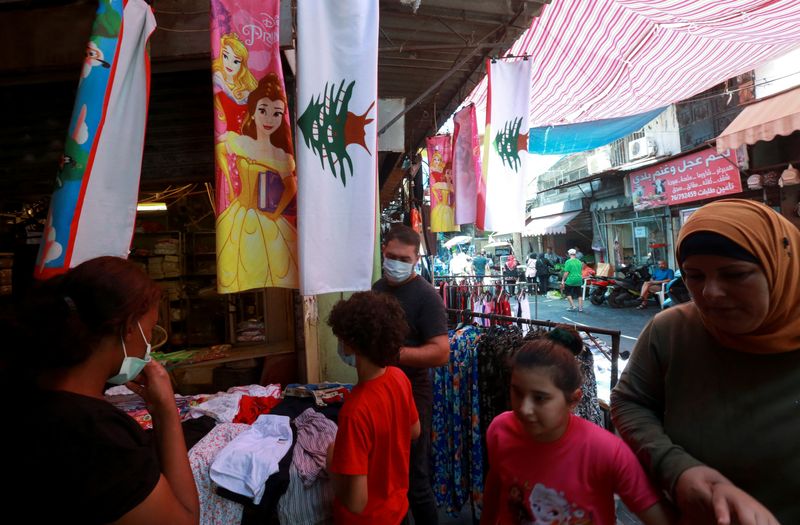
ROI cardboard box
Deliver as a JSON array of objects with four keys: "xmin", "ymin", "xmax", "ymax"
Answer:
[{"xmin": 595, "ymin": 263, "xmax": 613, "ymax": 277}]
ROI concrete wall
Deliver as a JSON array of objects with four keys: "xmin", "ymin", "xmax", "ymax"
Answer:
[{"xmin": 755, "ymin": 48, "xmax": 800, "ymax": 99}]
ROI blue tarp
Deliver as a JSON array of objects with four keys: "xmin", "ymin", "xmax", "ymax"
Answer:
[{"xmin": 528, "ymin": 107, "xmax": 667, "ymax": 154}]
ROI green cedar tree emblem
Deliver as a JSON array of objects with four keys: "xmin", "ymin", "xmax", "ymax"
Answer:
[
  {"xmin": 297, "ymin": 79, "xmax": 375, "ymax": 187},
  {"xmin": 493, "ymin": 116, "xmax": 529, "ymax": 172}
]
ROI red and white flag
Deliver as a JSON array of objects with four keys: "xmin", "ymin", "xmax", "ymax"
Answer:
[{"xmin": 479, "ymin": 59, "xmax": 532, "ymax": 232}]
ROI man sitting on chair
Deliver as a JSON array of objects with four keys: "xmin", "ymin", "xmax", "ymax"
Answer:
[{"xmin": 637, "ymin": 260, "xmax": 675, "ymax": 309}]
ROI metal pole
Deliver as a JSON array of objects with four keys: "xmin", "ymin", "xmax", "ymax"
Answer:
[{"xmin": 378, "ymin": 45, "xmax": 485, "ymax": 136}]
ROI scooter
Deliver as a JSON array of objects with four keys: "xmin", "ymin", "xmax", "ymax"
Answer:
[
  {"xmin": 607, "ymin": 263, "xmax": 652, "ymax": 308},
  {"xmin": 585, "ymin": 275, "xmax": 616, "ymax": 305},
  {"xmin": 661, "ymin": 271, "xmax": 691, "ymax": 309}
]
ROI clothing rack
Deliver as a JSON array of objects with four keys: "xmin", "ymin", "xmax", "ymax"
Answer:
[{"xmin": 446, "ymin": 308, "xmax": 623, "ymax": 391}]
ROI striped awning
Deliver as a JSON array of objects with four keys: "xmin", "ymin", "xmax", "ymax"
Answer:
[
  {"xmin": 716, "ymin": 86, "xmax": 800, "ymax": 151},
  {"xmin": 467, "ymin": 0, "xmax": 800, "ymax": 128}
]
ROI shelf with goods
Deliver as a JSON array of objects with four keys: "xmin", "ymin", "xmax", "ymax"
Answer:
[
  {"xmin": 129, "ymin": 231, "xmax": 184, "ymax": 280},
  {"xmin": 167, "ymin": 287, "xmax": 297, "ymax": 394},
  {"xmin": 186, "ymin": 230, "xmax": 217, "ymax": 277},
  {"xmin": 129, "ymin": 231, "xmax": 185, "ymax": 349}
]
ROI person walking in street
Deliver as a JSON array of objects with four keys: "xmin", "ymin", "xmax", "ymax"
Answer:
[
  {"xmin": 472, "ymin": 250, "xmax": 489, "ymax": 283},
  {"xmin": 535, "ymin": 253, "xmax": 553, "ymax": 295},
  {"xmin": 524, "ymin": 253, "xmax": 538, "ymax": 293},
  {"xmin": 636, "ymin": 260, "xmax": 674, "ymax": 309},
  {"xmin": 373, "ymin": 224, "xmax": 449, "ymax": 525},
  {"xmin": 561, "ymin": 248, "xmax": 584, "ymax": 312},
  {"xmin": 504, "ymin": 253, "xmax": 518, "ymax": 294}
]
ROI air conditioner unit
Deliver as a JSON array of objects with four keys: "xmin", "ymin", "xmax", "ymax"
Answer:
[
  {"xmin": 628, "ymin": 137, "xmax": 657, "ymax": 160},
  {"xmin": 586, "ymin": 151, "xmax": 612, "ymax": 175}
]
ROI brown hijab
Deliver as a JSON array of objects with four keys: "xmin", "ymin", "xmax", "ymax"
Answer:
[{"xmin": 676, "ymin": 199, "xmax": 800, "ymax": 353}]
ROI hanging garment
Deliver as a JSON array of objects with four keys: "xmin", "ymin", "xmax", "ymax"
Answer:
[
  {"xmin": 189, "ymin": 423, "xmax": 250, "ymax": 525},
  {"xmin": 516, "ymin": 293, "xmax": 531, "ymax": 335},
  {"xmin": 574, "ymin": 348, "xmax": 603, "ymax": 427},
  {"xmin": 432, "ymin": 326, "xmax": 484, "ymax": 519}
]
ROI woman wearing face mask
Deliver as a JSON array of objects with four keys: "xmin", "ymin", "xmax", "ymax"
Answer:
[
  {"xmin": 3, "ymin": 256, "xmax": 198, "ymax": 524},
  {"xmin": 611, "ymin": 199, "xmax": 800, "ymax": 525}
]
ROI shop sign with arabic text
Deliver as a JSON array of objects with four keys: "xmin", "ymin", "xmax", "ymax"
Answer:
[{"xmin": 629, "ymin": 148, "xmax": 741, "ymax": 211}]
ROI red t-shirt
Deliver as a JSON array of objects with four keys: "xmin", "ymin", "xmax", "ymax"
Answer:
[
  {"xmin": 330, "ymin": 366, "xmax": 419, "ymax": 525},
  {"xmin": 483, "ymin": 412, "xmax": 660, "ymax": 525}
]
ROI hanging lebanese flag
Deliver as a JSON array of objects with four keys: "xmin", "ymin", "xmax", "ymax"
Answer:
[
  {"xmin": 210, "ymin": 0, "xmax": 299, "ymax": 293},
  {"xmin": 426, "ymin": 135, "xmax": 459, "ymax": 232},
  {"xmin": 478, "ymin": 59, "xmax": 532, "ymax": 232},
  {"xmin": 452, "ymin": 104, "xmax": 482, "ymax": 225},
  {"xmin": 34, "ymin": 0, "xmax": 155, "ymax": 279},
  {"xmin": 296, "ymin": 0, "xmax": 378, "ymax": 295}
]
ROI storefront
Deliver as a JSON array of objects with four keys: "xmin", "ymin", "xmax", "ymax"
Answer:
[{"xmin": 521, "ymin": 199, "xmax": 592, "ymax": 258}]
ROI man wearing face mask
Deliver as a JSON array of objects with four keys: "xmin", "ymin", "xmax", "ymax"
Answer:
[{"xmin": 372, "ymin": 224, "xmax": 449, "ymax": 525}]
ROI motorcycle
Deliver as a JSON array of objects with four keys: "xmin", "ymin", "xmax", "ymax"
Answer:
[
  {"xmin": 607, "ymin": 263, "xmax": 652, "ymax": 308},
  {"xmin": 661, "ymin": 271, "xmax": 691, "ymax": 309},
  {"xmin": 585, "ymin": 275, "xmax": 616, "ymax": 305}
]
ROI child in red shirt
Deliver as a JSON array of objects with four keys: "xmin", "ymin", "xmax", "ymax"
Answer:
[
  {"xmin": 326, "ymin": 291, "xmax": 420, "ymax": 525},
  {"xmin": 481, "ymin": 327, "xmax": 675, "ymax": 525}
]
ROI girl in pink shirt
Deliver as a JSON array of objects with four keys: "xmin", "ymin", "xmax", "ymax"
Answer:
[{"xmin": 481, "ymin": 327, "xmax": 675, "ymax": 525}]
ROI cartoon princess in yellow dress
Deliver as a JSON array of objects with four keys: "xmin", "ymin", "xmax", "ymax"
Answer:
[
  {"xmin": 216, "ymin": 73, "xmax": 298, "ymax": 292},
  {"xmin": 429, "ymin": 151, "xmax": 457, "ymax": 231}
]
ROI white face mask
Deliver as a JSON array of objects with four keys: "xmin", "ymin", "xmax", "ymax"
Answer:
[
  {"xmin": 108, "ymin": 322, "xmax": 152, "ymax": 385},
  {"xmin": 383, "ymin": 258, "xmax": 414, "ymax": 283}
]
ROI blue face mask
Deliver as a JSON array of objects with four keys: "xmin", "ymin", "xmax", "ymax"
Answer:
[
  {"xmin": 337, "ymin": 340, "xmax": 356, "ymax": 368},
  {"xmin": 108, "ymin": 322, "xmax": 152, "ymax": 385},
  {"xmin": 383, "ymin": 257, "xmax": 414, "ymax": 283}
]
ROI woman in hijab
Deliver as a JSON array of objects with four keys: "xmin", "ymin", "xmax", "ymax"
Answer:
[{"xmin": 611, "ymin": 199, "xmax": 799, "ymax": 525}]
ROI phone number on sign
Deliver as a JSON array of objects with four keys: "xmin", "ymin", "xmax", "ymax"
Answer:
[{"xmin": 672, "ymin": 191, "xmax": 697, "ymax": 200}]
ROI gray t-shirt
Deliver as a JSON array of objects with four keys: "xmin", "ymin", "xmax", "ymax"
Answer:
[{"xmin": 373, "ymin": 275, "xmax": 448, "ymax": 403}]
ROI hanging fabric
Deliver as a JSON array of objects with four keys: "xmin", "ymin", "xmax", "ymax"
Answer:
[
  {"xmin": 35, "ymin": 0, "xmax": 156, "ymax": 278},
  {"xmin": 426, "ymin": 135, "xmax": 459, "ymax": 232},
  {"xmin": 432, "ymin": 325, "xmax": 484, "ymax": 518},
  {"xmin": 452, "ymin": 104, "xmax": 482, "ymax": 225},
  {"xmin": 210, "ymin": 0, "xmax": 299, "ymax": 292}
]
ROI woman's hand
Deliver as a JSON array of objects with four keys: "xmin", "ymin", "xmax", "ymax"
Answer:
[
  {"xmin": 126, "ymin": 360, "xmax": 176, "ymax": 417},
  {"xmin": 710, "ymin": 483, "xmax": 779, "ymax": 525},
  {"xmin": 675, "ymin": 466, "xmax": 779, "ymax": 525}
]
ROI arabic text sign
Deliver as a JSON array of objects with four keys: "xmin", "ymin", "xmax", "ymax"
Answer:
[{"xmin": 629, "ymin": 148, "xmax": 741, "ymax": 211}]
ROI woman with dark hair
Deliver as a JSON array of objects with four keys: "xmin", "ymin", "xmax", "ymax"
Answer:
[
  {"xmin": 612, "ymin": 199, "xmax": 799, "ymax": 524},
  {"xmin": 4, "ymin": 256, "xmax": 198, "ymax": 525}
]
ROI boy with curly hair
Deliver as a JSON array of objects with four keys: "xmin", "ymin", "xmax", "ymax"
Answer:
[{"xmin": 326, "ymin": 291, "xmax": 421, "ymax": 525}]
